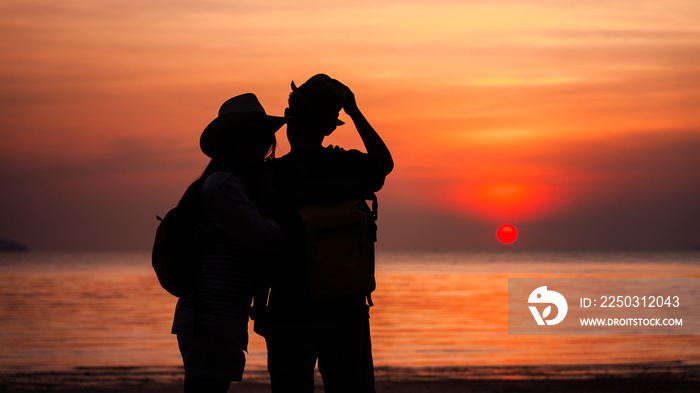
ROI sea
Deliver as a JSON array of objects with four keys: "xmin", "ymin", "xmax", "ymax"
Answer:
[{"xmin": 1, "ymin": 251, "xmax": 699, "ymax": 379}]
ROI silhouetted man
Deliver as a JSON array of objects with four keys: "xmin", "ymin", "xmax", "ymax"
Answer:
[{"xmin": 263, "ymin": 74, "xmax": 393, "ymax": 393}]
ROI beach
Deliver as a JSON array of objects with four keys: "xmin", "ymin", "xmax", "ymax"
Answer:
[{"xmin": 2, "ymin": 363, "xmax": 700, "ymax": 392}]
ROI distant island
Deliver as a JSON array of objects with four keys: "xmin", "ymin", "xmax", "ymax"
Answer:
[{"xmin": 0, "ymin": 239, "xmax": 29, "ymax": 252}]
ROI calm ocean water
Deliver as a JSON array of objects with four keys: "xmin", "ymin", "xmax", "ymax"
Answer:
[{"xmin": 1, "ymin": 251, "xmax": 699, "ymax": 374}]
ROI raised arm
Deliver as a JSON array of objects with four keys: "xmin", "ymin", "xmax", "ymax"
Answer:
[{"xmin": 341, "ymin": 85, "xmax": 394, "ymax": 176}]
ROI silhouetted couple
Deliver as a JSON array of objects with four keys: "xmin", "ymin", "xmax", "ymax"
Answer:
[{"xmin": 171, "ymin": 74, "xmax": 393, "ymax": 393}]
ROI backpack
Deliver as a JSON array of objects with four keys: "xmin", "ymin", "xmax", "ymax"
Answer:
[
  {"xmin": 151, "ymin": 179, "xmax": 205, "ymax": 297},
  {"xmin": 296, "ymin": 194, "xmax": 378, "ymax": 300},
  {"xmin": 271, "ymin": 148, "xmax": 381, "ymax": 303}
]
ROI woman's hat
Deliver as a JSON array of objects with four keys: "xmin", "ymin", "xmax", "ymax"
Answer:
[
  {"xmin": 290, "ymin": 74, "xmax": 346, "ymax": 126},
  {"xmin": 200, "ymin": 93, "xmax": 286, "ymax": 159}
]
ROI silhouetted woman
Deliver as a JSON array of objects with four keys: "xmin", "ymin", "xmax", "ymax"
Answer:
[{"xmin": 171, "ymin": 93, "xmax": 285, "ymax": 393}]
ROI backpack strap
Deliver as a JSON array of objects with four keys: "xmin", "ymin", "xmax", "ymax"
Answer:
[{"xmin": 367, "ymin": 192, "xmax": 378, "ymax": 220}]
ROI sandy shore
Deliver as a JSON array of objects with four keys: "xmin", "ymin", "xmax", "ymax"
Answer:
[{"xmin": 2, "ymin": 363, "xmax": 699, "ymax": 392}]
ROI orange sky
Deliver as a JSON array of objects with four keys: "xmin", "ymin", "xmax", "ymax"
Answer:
[{"xmin": 1, "ymin": 0, "xmax": 699, "ymax": 251}]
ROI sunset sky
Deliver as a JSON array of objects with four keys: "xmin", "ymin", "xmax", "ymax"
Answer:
[{"xmin": 1, "ymin": 0, "xmax": 699, "ymax": 251}]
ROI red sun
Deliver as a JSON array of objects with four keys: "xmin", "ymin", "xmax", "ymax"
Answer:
[{"xmin": 496, "ymin": 224, "xmax": 518, "ymax": 244}]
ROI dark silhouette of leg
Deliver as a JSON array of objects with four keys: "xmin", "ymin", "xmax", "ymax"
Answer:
[
  {"xmin": 318, "ymin": 313, "xmax": 375, "ymax": 393},
  {"xmin": 266, "ymin": 321, "xmax": 318, "ymax": 393}
]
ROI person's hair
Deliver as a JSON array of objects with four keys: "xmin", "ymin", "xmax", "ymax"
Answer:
[{"xmin": 265, "ymin": 135, "xmax": 277, "ymax": 161}]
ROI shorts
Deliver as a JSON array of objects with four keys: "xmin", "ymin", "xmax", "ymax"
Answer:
[
  {"xmin": 177, "ymin": 330, "xmax": 246, "ymax": 381},
  {"xmin": 173, "ymin": 302, "xmax": 248, "ymax": 382}
]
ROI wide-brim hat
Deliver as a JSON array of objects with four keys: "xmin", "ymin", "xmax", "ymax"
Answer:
[
  {"xmin": 291, "ymin": 74, "xmax": 346, "ymax": 126},
  {"xmin": 200, "ymin": 93, "xmax": 286, "ymax": 159}
]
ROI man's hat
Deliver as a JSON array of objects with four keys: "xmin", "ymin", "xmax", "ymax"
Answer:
[
  {"xmin": 200, "ymin": 93, "xmax": 286, "ymax": 159},
  {"xmin": 290, "ymin": 74, "xmax": 346, "ymax": 126}
]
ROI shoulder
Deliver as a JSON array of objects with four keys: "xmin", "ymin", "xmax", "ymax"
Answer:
[
  {"xmin": 204, "ymin": 171, "xmax": 240, "ymax": 187},
  {"xmin": 322, "ymin": 146, "xmax": 369, "ymax": 164},
  {"xmin": 202, "ymin": 172, "xmax": 247, "ymax": 199},
  {"xmin": 324, "ymin": 148, "xmax": 386, "ymax": 191},
  {"xmin": 322, "ymin": 146, "xmax": 379, "ymax": 170},
  {"xmin": 269, "ymin": 152, "xmax": 300, "ymax": 171},
  {"xmin": 324, "ymin": 145, "xmax": 363, "ymax": 156}
]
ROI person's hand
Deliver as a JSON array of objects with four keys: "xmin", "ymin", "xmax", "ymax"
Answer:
[
  {"xmin": 338, "ymin": 82, "xmax": 360, "ymax": 117},
  {"xmin": 327, "ymin": 144, "xmax": 346, "ymax": 152}
]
